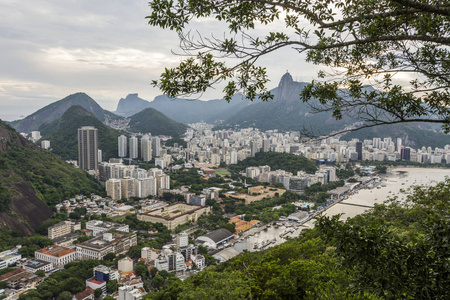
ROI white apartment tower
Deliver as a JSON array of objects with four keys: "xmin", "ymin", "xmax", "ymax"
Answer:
[
  {"xmin": 129, "ymin": 136, "xmax": 138, "ymax": 159},
  {"xmin": 141, "ymin": 135, "xmax": 152, "ymax": 161},
  {"xmin": 106, "ymin": 179, "xmax": 122, "ymax": 200},
  {"xmin": 118, "ymin": 135, "xmax": 127, "ymax": 158}
]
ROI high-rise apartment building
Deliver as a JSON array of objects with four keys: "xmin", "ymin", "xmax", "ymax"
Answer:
[
  {"xmin": 356, "ymin": 142, "xmax": 363, "ymax": 160},
  {"xmin": 121, "ymin": 178, "xmax": 135, "ymax": 199},
  {"xmin": 78, "ymin": 126, "xmax": 98, "ymax": 171},
  {"xmin": 118, "ymin": 135, "xmax": 127, "ymax": 158},
  {"xmin": 141, "ymin": 135, "xmax": 152, "ymax": 161},
  {"xmin": 262, "ymin": 139, "xmax": 270, "ymax": 152},
  {"xmin": 152, "ymin": 136, "xmax": 161, "ymax": 157},
  {"xmin": 400, "ymin": 147, "xmax": 411, "ymax": 161},
  {"xmin": 250, "ymin": 140, "xmax": 259, "ymax": 157},
  {"xmin": 106, "ymin": 179, "xmax": 122, "ymax": 200},
  {"xmin": 129, "ymin": 136, "xmax": 138, "ymax": 159}
]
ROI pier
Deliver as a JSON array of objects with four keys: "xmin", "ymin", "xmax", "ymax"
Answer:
[{"xmin": 337, "ymin": 202, "xmax": 374, "ymax": 209}]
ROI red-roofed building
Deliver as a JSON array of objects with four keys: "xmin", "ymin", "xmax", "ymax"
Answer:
[
  {"xmin": 86, "ymin": 278, "xmax": 106, "ymax": 294},
  {"xmin": 73, "ymin": 288, "xmax": 94, "ymax": 300},
  {"xmin": 35, "ymin": 245, "xmax": 77, "ymax": 267}
]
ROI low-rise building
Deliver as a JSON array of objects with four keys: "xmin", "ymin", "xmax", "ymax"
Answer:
[
  {"xmin": 85, "ymin": 220, "xmax": 129, "ymax": 237},
  {"xmin": 48, "ymin": 221, "xmax": 72, "ymax": 240},
  {"xmin": 119, "ymin": 285, "xmax": 145, "ymax": 300},
  {"xmin": 0, "ymin": 268, "xmax": 42, "ymax": 289},
  {"xmin": 35, "ymin": 246, "xmax": 77, "ymax": 268},
  {"xmin": 141, "ymin": 248, "xmax": 160, "ymax": 261},
  {"xmin": 195, "ymin": 228, "xmax": 234, "ymax": 249},
  {"xmin": 23, "ymin": 260, "xmax": 54, "ymax": 273},
  {"xmin": 0, "ymin": 247, "xmax": 22, "ymax": 270},
  {"xmin": 192, "ymin": 254, "xmax": 206, "ymax": 270},
  {"xmin": 86, "ymin": 265, "xmax": 119, "ymax": 294},
  {"xmin": 77, "ymin": 232, "xmax": 137, "ymax": 260},
  {"xmin": 52, "ymin": 232, "xmax": 80, "ymax": 247},
  {"xmin": 73, "ymin": 288, "xmax": 94, "ymax": 300},
  {"xmin": 138, "ymin": 203, "xmax": 210, "ymax": 230},
  {"xmin": 118, "ymin": 257, "xmax": 134, "ymax": 273}
]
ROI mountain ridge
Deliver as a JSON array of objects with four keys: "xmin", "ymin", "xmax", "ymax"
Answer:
[
  {"xmin": 39, "ymin": 105, "xmax": 124, "ymax": 160},
  {"xmin": 114, "ymin": 93, "xmax": 257, "ymax": 123},
  {"xmin": 10, "ymin": 92, "xmax": 120, "ymax": 133},
  {"xmin": 127, "ymin": 107, "xmax": 188, "ymax": 137}
]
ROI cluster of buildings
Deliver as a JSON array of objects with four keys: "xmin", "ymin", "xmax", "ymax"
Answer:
[
  {"xmin": 81, "ymin": 259, "xmax": 145, "ymax": 300},
  {"xmin": 167, "ymin": 124, "xmax": 450, "ymax": 167},
  {"xmin": 0, "ymin": 218, "xmax": 137, "ymax": 295},
  {"xmin": 101, "ymin": 160, "xmax": 171, "ymax": 200},
  {"xmin": 140, "ymin": 229, "xmax": 235, "ymax": 273},
  {"xmin": 244, "ymin": 165, "xmax": 337, "ymax": 192}
]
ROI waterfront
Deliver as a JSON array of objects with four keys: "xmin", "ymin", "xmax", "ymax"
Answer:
[{"xmin": 233, "ymin": 167, "xmax": 450, "ymax": 252}]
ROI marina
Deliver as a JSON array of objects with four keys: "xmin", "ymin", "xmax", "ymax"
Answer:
[{"xmin": 234, "ymin": 167, "xmax": 450, "ymax": 252}]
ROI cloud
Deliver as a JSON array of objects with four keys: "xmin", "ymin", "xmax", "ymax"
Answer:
[
  {"xmin": 41, "ymin": 47, "xmax": 180, "ymax": 70},
  {"xmin": 0, "ymin": 0, "xmax": 318, "ymax": 121}
]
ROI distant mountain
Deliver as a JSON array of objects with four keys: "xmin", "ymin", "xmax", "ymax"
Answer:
[
  {"xmin": 128, "ymin": 108, "xmax": 189, "ymax": 137},
  {"xmin": 217, "ymin": 73, "xmax": 450, "ymax": 148},
  {"xmin": 39, "ymin": 106, "xmax": 124, "ymax": 160},
  {"xmin": 115, "ymin": 93, "xmax": 153, "ymax": 117},
  {"xmin": 0, "ymin": 120, "xmax": 104, "ymax": 235},
  {"xmin": 10, "ymin": 92, "xmax": 120, "ymax": 133},
  {"xmin": 221, "ymin": 73, "xmax": 350, "ymax": 133},
  {"xmin": 115, "ymin": 93, "xmax": 256, "ymax": 124}
]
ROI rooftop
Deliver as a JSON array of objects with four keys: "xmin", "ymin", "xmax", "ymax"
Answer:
[
  {"xmin": 37, "ymin": 246, "xmax": 76, "ymax": 257},
  {"xmin": 199, "ymin": 228, "xmax": 234, "ymax": 243},
  {"xmin": 25, "ymin": 259, "xmax": 52, "ymax": 269}
]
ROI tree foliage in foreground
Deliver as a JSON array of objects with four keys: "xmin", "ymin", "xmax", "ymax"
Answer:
[
  {"xmin": 147, "ymin": 0, "xmax": 449, "ymax": 135},
  {"xmin": 146, "ymin": 178, "xmax": 450, "ymax": 300}
]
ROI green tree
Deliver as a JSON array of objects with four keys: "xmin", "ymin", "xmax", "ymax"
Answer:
[
  {"xmin": 35, "ymin": 270, "xmax": 45, "ymax": 277},
  {"xmin": 150, "ymin": 267, "xmax": 158, "ymax": 279},
  {"xmin": 151, "ymin": 274, "xmax": 164, "ymax": 290},
  {"xmin": 106, "ymin": 279, "xmax": 118, "ymax": 293},
  {"xmin": 103, "ymin": 253, "xmax": 116, "ymax": 261},
  {"xmin": 135, "ymin": 261, "xmax": 148, "ymax": 279},
  {"xmin": 57, "ymin": 291, "xmax": 72, "ymax": 300},
  {"xmin": 147, "ymin": 0, "xmax": 449, "ymax": 135},
  {"xmin": 94, "ymin": 288, "xmax": 103, "ymax": 299}
]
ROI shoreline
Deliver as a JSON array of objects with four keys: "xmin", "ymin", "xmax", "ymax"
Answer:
[{"xmin": 234, "ymin": 167, "xmax": 450, "ymax": 251}]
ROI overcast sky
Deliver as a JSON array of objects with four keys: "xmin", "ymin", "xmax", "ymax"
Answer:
[{"xmin": 0, "ymin": 0, "xmax": 320, "ymax": 121}]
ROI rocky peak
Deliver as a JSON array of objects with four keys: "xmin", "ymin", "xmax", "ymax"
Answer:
[{"xmin": 274, "ymin": 72, "xmax": 295, "ymax": 104}]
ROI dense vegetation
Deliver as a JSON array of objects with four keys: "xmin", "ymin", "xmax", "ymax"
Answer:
[
  {"xmin": 0, "ymin": 226, "xmax": 52, "ymax": 256},
  {"xmin": 39, "ymin": 105, "xmax": 124, "ymax": 160},
  {"xmin": 146, "ymin": 178, "xmax": 450, "ymax": 300},
  {"xmin": 164, "ymin": 137, "xmax": 187, "ymax": 148},
  {"xmin": 19, "ymin": 260, "xmax": 103, "ymax": 299},
  {"xmin": 0, "ymin": 121, "xmax": 104, "ymax": 212},
  {"xmin": 128, "ymin": 108, "xmax": 188, "ymax": 137},
  {"xmin": 229, "ymin": 152, "xmax": 317, "ymax": 174}
]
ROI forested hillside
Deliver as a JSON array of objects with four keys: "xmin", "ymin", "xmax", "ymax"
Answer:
[
  {"xmin": 39, "ymin": 105, "xmax": 124, "ymax": 160},
  {"xmin": 0, "ymin": 120, "xmax": 104, "ymax": 235},
  {"xmin": 128, "ymin": 108, "xmax": 188, "ymax": 137},
  {"xmin": 229, "ymin": 152, "xmax": 318, "ymax": 174}
]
